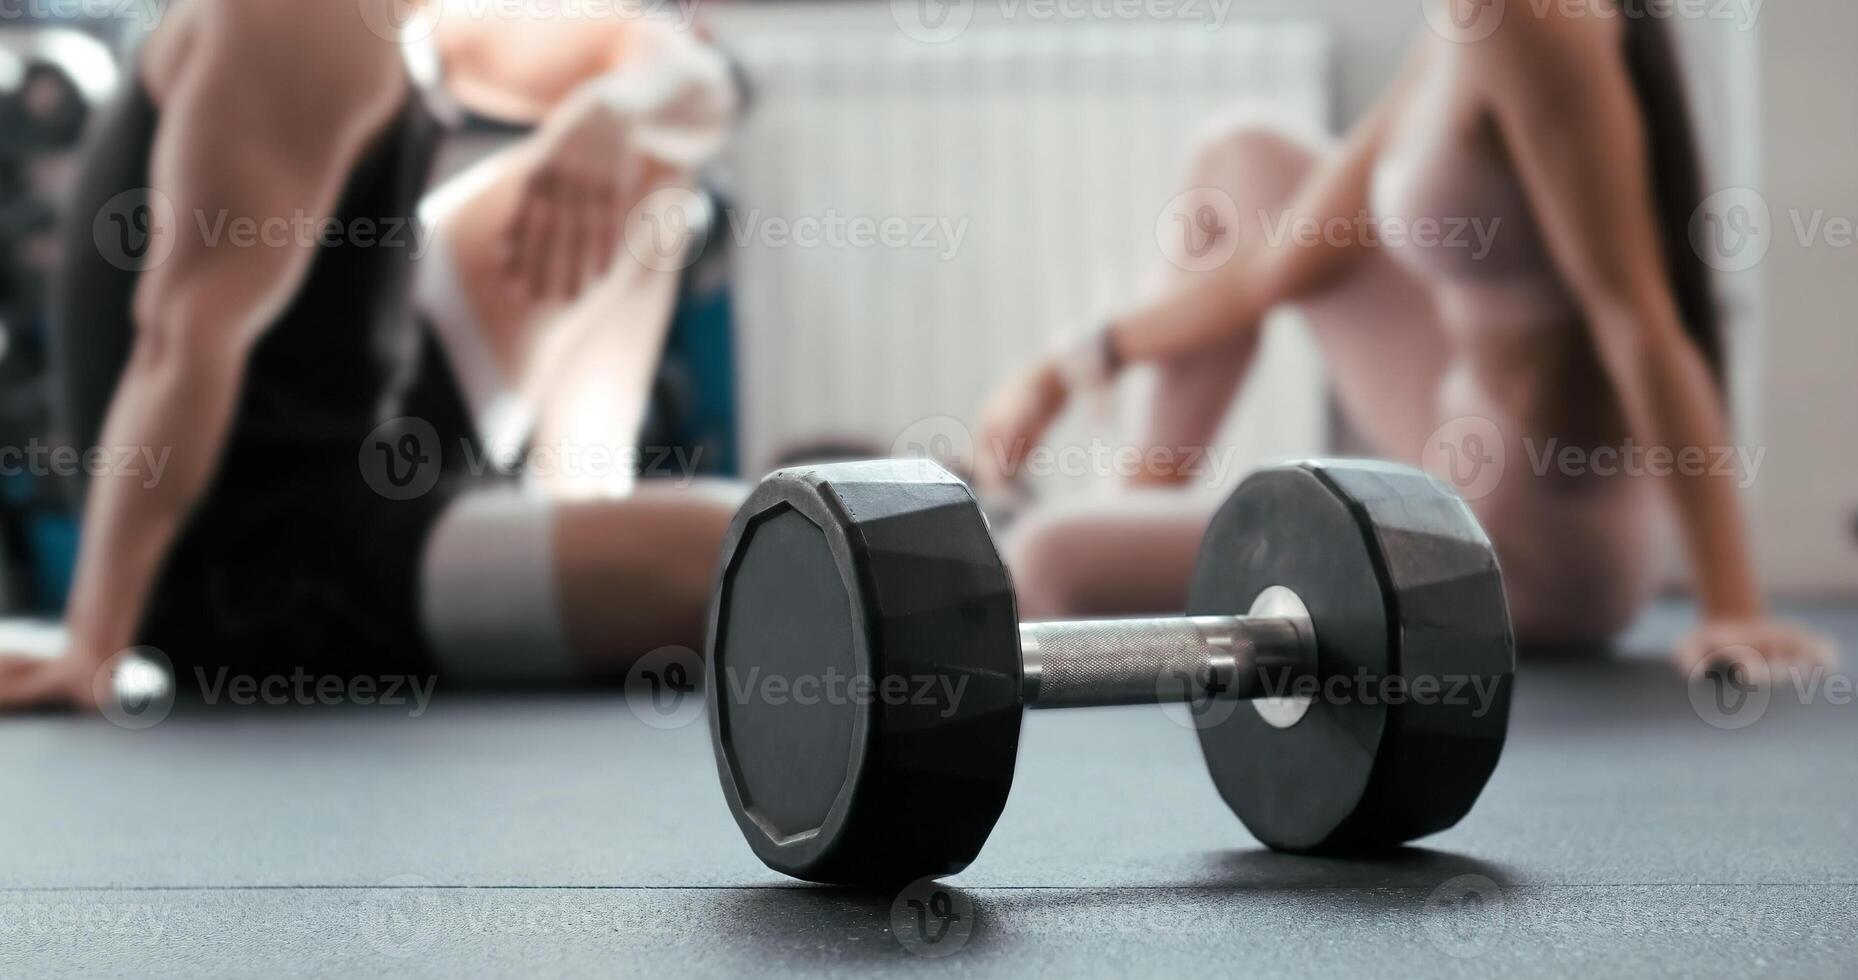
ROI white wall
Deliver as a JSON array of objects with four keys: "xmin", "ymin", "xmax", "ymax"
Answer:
[
  {"xmin": 1222, "ymin": 0, "xmax": 1423, "ymax": 123},
  {"xmin": 1748, "ymin": 0, "xmax": 1858, "ymax": 595},
  {"xmin": 709, "ymin": 9, "xmax": 1335, "ymax": 492},
  {"xmin": 711, "ymin": 0, "xmax": 1856, "ymax": 595}
]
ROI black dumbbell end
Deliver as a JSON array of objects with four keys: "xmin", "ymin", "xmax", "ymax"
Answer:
[
  {"xmin": 707, "ymin": 460, "xmax": 1024, "ymax": 884},
  {"xmin": 1191, "ymin": 460, "xmax": 1515, "ymax": 855}
]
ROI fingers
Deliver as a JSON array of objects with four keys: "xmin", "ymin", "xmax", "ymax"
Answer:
[
  {"xmin": 505, "ymin": 166, "xmax": 630, "ymax": 303},
  {"xmin": 1799, "ymin": 630, "xmax": 1839, "ymax": 669},
  {"xmin": 1674, "ymin": 621, "xmax": 1842, "ymax": 688},
  {"xmin": 1672, "ymin": 631, "xmax": 1709, "ymax": 677},
  {"xmin": 972, "ymin": 427, "xmax": 1011, "ymax": 495},
  {"xmin": 973, "ymin": 376, "xmax": 1056, "ymax": 494},
  {"xmin": 0, "ymin": 653, "xmax": 41, "ymax": 675},
  {"xmin": 0, "ymin": 657, "xmax": 44, "ymax": 704},
  {"xmin": 972, "ymin": 402, "xmax": 1023, "ymax": 493},
  {"xmin": 502, "ymin": 170, "xmax": 544, "ymax": 291},
  {"xmin": 524, "ymin": 180, "xmax": 563, "ymax": 301},
  {"xmin": 586, "ymin": 177, "xmax": 619, "ymax": 284},
  {"xmin": 1743, "ymin": 627, "xmax": 1836, "ymax": 672},
  {"xmin": 504, "ymin": 165, "xmax": 563, "ymax": 300},
  {"xmin": 1717, "ymin": 643, "xmax": 1771, "ymax": 687},
  {"xmin": 1675, "ymin": 636, "xmax": 1765, "ymax": 686},
  {"xmin": 566, "ymin": 177, "xmax": 604, "ymax": 299},
  {"xmin": 0, "ymin": 657, "xmax": 78, "ymax": 710}
]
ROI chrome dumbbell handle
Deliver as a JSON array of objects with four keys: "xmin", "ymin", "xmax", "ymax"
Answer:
[{"xmin": 1020, "ymin": 604, "xmax": 1313, "ymax": 709}]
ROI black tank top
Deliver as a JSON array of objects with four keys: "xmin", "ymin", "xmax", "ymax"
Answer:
[{"xmin": 52, "ymin": 72, "xmax": 446, "ymax": 492}]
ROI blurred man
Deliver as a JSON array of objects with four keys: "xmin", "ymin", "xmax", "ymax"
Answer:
[{"xmin": 1, "ymin": 0, "xmax": 740, "ymax": 710}]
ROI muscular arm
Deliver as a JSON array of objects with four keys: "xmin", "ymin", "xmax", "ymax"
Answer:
[
  {"xmin": 57, "ymin": 5, "xmax": 407, "ymax": 681},
  {"xmin": 1477, "ymin": 15, "xmax": 1762, "ymax": 620}
]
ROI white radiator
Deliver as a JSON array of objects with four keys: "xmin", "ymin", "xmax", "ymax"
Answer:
[{"xmin": 712, "ymin": 10, "xmax": 1333, "ymax": 491}]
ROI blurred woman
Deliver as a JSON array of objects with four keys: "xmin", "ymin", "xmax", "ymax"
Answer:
[{"xmin": 977, "ymin": 3, "xmax": 1832, "ymax": 673}]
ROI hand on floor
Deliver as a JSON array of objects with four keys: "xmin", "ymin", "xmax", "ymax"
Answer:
[
  {"xmin": 0, "ymin": 653, "xmax": 101, "ymax": 712},
  {"xmin": 1674, "ymin": 617, "xmax": 1839, "ymax": 685}
]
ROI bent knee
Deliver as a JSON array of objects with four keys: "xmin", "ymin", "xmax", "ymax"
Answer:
[{"xmin": 1185, "ymin": 106, "xmax": 1329, "ymax": 205}]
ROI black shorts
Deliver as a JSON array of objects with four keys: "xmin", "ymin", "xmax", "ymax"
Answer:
[
  {"xmin": 138, "ymin": 470, "xmax": 460, "ymax": 684},
  {"xmin": 138, "ymin": 324, "xmax": 492, "ymax": 684},
  {"xmin": 136, "ymin": 301, "xmax": 715, "ymax": 684}
]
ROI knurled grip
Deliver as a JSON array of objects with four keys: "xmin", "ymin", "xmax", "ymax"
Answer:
[{"xmin": 1020, "ymin": 616, "xmax": 1303, "ymax": 708}]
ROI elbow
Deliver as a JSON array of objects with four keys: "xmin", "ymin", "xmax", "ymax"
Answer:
[
  {"xmin": 1580, "ymin": 277, "xmax": 1687, "ymax": 379},
  {"xmin": 128, "ymin": 285, "xmax": 260, "ymax": 384},
  {"xmin": 1589, "ymin": 304, "xmax": 1651, "ymax": 383},
  {"xmin": 123, "ymin": 327, "xmax": 236, "ymax": 403},
  {"xmin": 124, "ymin": 312, "xmax": 185, "ymax": 381},
  {"xmin": 1583, "ymin": 284, "xmax": 1723, "ymax": 429},
  {"xmin": 1230, "ymin": 241, "xmax": 1293, "ymax": 322},
  {"xmin": 104, "ymin": 308, "xmax": 248, "ymax": 517}
]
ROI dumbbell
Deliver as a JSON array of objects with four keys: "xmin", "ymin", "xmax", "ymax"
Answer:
[{"xmin": 706, "ymin": 458, "xmax": 1514, "ymax": 885}]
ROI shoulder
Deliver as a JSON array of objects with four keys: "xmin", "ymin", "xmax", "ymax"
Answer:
[
  {"xmin": 1454, "ymin": 0, "xmax": 1631, "ymax": 107},
  {"xmin": 1481, "ymin": 1, "xmax": 1626, "ymax": 67},
  {"xmin": 190, "ymin": 0, "xmax": 407, "ymax": 103}
]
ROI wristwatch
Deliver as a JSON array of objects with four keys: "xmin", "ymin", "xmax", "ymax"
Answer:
[{"xmin": 1057, "ymin": 320, "xmax": 1125, "ymax": 394}]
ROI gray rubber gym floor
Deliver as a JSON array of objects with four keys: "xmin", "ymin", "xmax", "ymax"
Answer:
[{"xmin": 3, "ymin": 600, "xmax": 1855, "ymax": 978}]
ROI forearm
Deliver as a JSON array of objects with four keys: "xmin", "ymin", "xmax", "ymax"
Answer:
[
  {"xmin": 1107, "ymin": 218, "xmax": 1355, "ymax": 366},
  {"xmin": 63, "ymin": 341, "xmax": 246, "ymax": 663},
  {"xmin": 1108, "ymin": 258, "xmax": 1271, "ymax": 365},
  {"xmin": 1604, "ymin": 305, "xmax": 1764, "ymax": 618}
]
